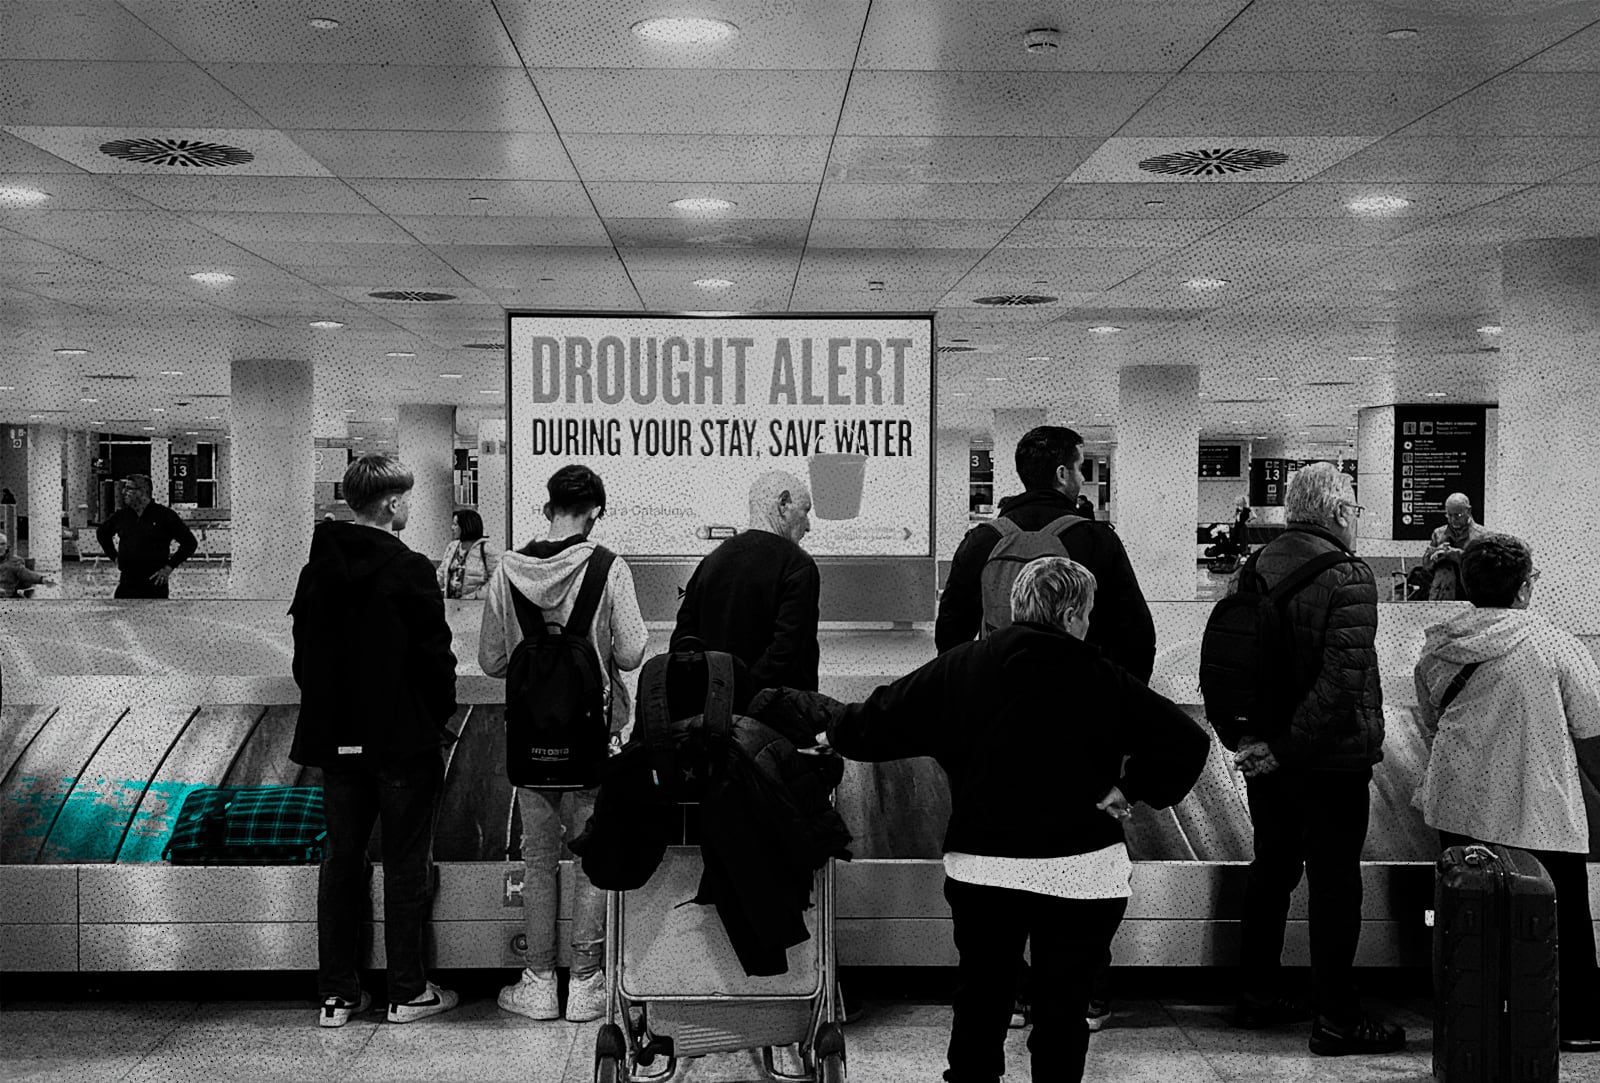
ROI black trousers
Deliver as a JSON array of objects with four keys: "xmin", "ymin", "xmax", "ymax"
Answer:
[
  {"xmin": 114, "ymin": 573, "xmax": 169, "ymax": 599},
  {"xmin": 943, "ymin": 877, "xmax": 1127, "ymax": 1083},
  {"xmin": 318, "ymin": 750, "xmax": 443, "ymax": 1004},
  {"xmin": 1239, "ymin": 767, "xmax": 1373, "ymax": 1024},
  {"xmin": 1438, "ymin": 831, "xmax": 1600, "ymax": 1040}
]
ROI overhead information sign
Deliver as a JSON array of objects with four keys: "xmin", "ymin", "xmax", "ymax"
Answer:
[
  {"xmin": 1392, "ymin": 404, "xmax": 1486, "ymax": 540},
  {"xmin": 506, "ymin": 312, "xmax": 936, "ymax": 557}
]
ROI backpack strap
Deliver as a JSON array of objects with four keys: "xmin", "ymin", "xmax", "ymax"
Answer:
[
  {"xmin": 1265, "ymin": 548, "xmax": 1362, "ymax": 605},
  {"xmin": 508, "ymin": 585, "xmax": 544, "ymax": 641},
  {"xmin": 989, "ymin": 517, "xmax": 1022, "ymax": 539},
  {"xmin": 565, "ymin": 546, "xmax": 616, "ymax": 638},
  {"xmin": 1041, "ymin": 513, "xmax": 1088, "ymax": 538},
  {"xmin": 1438, "ymin": 662, "xmax": 1481, "ymax": 712},
  {"xmin": 701, "ymin": 651, "xmax": 736, "ymax": 740}
]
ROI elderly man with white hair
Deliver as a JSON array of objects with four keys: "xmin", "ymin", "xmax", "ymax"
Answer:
[
  {"xmin": 672, "ymin": 470, "xmax": 820, "ymax": 691},
  {"xmin": 0, "ymin": 530, "xmax": 54, "ymax": 597},
  {"xmin": 1420, "ymin": 492, "xmax": 1486, "ymax": 601}
]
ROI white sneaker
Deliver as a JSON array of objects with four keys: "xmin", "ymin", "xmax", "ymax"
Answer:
[
  {"xmin": 319, "ymin": 990, "xmax": 370, "ymax": 1028},
  {"xmin": 566, "ymin": 969, "xmax": 608, "ymax": 1023},
  {"xmin": 499, "ymin": 969, "xmax": 559, "ymax": 1020},
  {"xmin": 387, "ymin": 981, "xmax": 458, "ymax": 1024}
]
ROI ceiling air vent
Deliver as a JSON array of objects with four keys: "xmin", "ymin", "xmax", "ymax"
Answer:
[
  {"xmin": 937, "ymin": 345, "xmax": 977, "ymax": 354},
  {"xmin": 462, "ymin": 342, "xmax": 505, "ymax": 351},
  {"xmin": 99, "ymin": 138, "xmax": 255, "ymax": 168},
  {"xmin": 368, "ymin": 290, "xmax": 458, "ymax": 302},
  {"xmin": 1137, "ymin": 147, "xmax": 1289, "ymax": 176},
  {"xmin": 971, "ymin": 294, "xmax": 1057, "ymax": 307}
]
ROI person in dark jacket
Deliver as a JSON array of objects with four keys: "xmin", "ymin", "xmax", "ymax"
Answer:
[
  {"xmin": 289, "ymin": 454, "xmax": 459, "ymax": 1028},
  {"xmin": 821, "ymin": 556, "xmax": 1209, "ymax": 1083},
  {"xmin": 936, "ymin": 426, "xmax": 1155, "ymax": 682},
  {"xmin": 94, "ymin": 474, "xmax": 197, "ymax": 599},
  {"xmin": 1230, "ymin": 462, "xmax": 1403, "ymax": 1056},
  {"xmin": 672, "ymin": 470, "xmax": 820, "ymax": 691}
]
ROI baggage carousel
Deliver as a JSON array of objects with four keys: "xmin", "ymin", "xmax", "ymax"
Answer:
[{"xmin": 2, "ymin": 599, "xmax": 1595, "ymax": 972}]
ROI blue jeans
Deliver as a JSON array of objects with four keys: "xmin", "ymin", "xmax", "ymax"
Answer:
[
  {"xmin": 318, "ymin": 750, "xmax": 443, "ymax": 1004},
  {"xmin": 519, "ymin": 787, "xmax": 605, "ymax": 976}
]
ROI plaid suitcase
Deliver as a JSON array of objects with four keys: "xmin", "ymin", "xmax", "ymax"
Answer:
[{"xmin": 163, "ymin": 786, "xmax": 327, "ymax": 865}]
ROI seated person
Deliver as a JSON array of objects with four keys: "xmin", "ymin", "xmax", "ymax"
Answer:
[
  {"xmin": 1413, "ymin": 533, "xmax": 1600, "ymax": 1053},
  {"xmin": 0, "ymin": 531, "xmax": 55, "ymax": 597},
  {"xmin": 819, "ymin": 556, "xmax": 1208, "ymax": 1083},
  {"xmin": 1420, "ymin": 493, "xmax": 1485, "ymax": 600}
]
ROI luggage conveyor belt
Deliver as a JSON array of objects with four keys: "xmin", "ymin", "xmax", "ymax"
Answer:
[{"xmin": 4, "ymin": 701, "xmax": 1597, "ymax": 972}]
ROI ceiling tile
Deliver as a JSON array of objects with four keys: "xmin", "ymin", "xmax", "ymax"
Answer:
[
  {"xmin": 617, "ymin": 248, "xmax": 802, "ymax": 275},
  {"xmin": 603, "ymin": 218, "xmax": 810, "ymax": 248},
  {"xmin": 204, "ymin": 65, "xmax": 554, "ymax": 133},
  {"xmin": 1120, "ymin": 72, "xmax": 1487, "ymax": 136},
  {"xmin": 857, "ymin": 0, "xmax": 1249, "ymax": 71},
  {"xmin": 566, "ymin": 134, "xmax": 831, "ymax": 183},
  {"xmin": 1187, "ymin": 0, "xmax": 1600, "ymax": 72},
  {"xmin": 788, "ymin": 288, "xmax": 947, "ymax": 312},
  {"xmin": 0, "ymin": 130, "xmax": 80, "ymax": 172},
  {"xmin": 956, "ymin": 247, "xmax": 1167, "ymax": 292},
  {"xmin": 1034, "ymin": 182, "xmax": 1294, "ymax": 219},
  {"xmin": 1516, "ymin": 20, "xmax": 1600, "ymax": 71},
  {"xmin": 501, "ymin": 1, "xmax": 869, "ymax": 69},
  {"xmin": 0, "ymin": 61, "xmax": 266, "ymax": 127},
  {"xmin": 4, "ymin": 126, "xmax": 333, "ymax": 177},
  {"xmin": 587, "ymin": 182, "xmax": 819, "ymax": 219},
  {"xmin": 533, "ymin": 69, "xmax": 848, "ymax": 135},
  {"xmin": 824, "ymin": 137, "xmax": 1101, "ymax": 183},
  {"xmin": 345, "ymin": 179, "xmax": 592, "ymax": 217},
  {"xmin": 284, "ymin": 131, "xmax": 578, "ymax": 181},
  {"xmin": 117, "ymin": 0, "xmax": 525, "ymax": 65},
  {"xmin": 816, "ymin": 182, "xmax": 1053, "ymax": 220},
  {"xmin": 242, "ymin": 242, "xmax": 453, "ymax": 270},
  {"xmin": 1312, "ymin": 136, "xmax": 1600, "ymax": 184},
  {"xmin": 278, "ymin": 260, "xmax": 469, "ymax": 290},
  {"xmin": 1400, "ymin": 74, "xmax": 1600, "ymax": 136},
  {"xmin": 796, "ymin": 248, "xmax": 982, "ymax": 291},
  {"xmin": 427, "ymin": 245, "xmax": 630, "ymax": 289},
  {"xmin": 186, "ymin": 211, "xmax": 418, "ymax": 247},
  {"xmin": 393, "ymin": 215, "xmax": 609, "ymax": 246},
  {"xmin": 803, "ymin": 218, "xmax": 1014, "ymax": 249},
  {"xmin": 839, "ymin": 72, "xmax": 1162, "ymax": 137},
  {"xmin": 103, "ymin": 175, "xmax": 378, "ymax": 214},
  {"xmin": 1248, "ymin": 182, "xmax": 1528, "ymax": 219},
  {"xmin": 1002, "ymin": 218, "xmax": 1226, "ymax": 248},
  {"xmin": 1, "ymin": 0, "xmax": 191, "ymax": 61},
  {"xmin": 0, "ymin": 173, "xmax": 155, "ymax": 212}
]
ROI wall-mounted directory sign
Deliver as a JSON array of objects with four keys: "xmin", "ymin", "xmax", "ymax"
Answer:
[
  {"xmin": 1199, "ymin": 444, "xmax": 1242, "ymax": 478},
  {"xmin": 1392, "ymin": 404, "xmax": 1487, "ymax": 541},
  {"xmin": 506, "ymin": 312, "xmax": 936, "ymax": 557},
  {"xmin": 167, "ymin": 454, "xmax": 196, "ymax": 503},
  {"xmin": 1249, "ymin": 458, "xmax": 1289, "ymax": 505}
]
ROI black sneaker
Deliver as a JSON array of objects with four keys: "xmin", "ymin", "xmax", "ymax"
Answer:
[
  {"xmin": 1086, "ymin": 999, "xmax": 1111, "ymax": 1032},
  {"xmin": 1561, "ymin": 1037, "xmax": 1600, "ymax": 1054},
  {"xmin": 1308, "ymin": 1016, "xmax": 1406, "ymax": 1056},
  {"xmin": 1232, "ymin": 992, "xmax": 1312, "ymax": 1029}
]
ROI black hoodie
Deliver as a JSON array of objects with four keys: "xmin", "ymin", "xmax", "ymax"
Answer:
[{"xmin": 289, "ymin": 521, "xmax": 458, "ymax": 767}]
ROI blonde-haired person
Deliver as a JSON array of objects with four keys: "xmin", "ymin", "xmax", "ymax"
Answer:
[
  {"xmin": 437, "ymin": 508, "xmax": 500, "ymax": 600},
  {"xmin": 818, "ymin": 556, "xmax": 1208, "ymax": 1083},
  {"xmin": 1414, "ymin": 533, "xmax": 1600, "ymax": 1054}
]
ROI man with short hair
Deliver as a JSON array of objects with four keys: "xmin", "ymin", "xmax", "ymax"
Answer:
[
  {"xmin": 290, "ymin": 454, "xmax": 459, "ymax": 1028},
  {"xmin": 94, "ymin": 473, "xmax": 197, "ymax": 599},
  {"xmin": 1231, "ymin": 461, "xmax": 1403, "ymax": 1055},
  {"xmin": 673, "ymin": 470, "xmax": 820, "ymax": 692},
  {"xmin": 480, "ymin": 463, "xmax": 648, "ymax": 1023},
  {"xmin": 1421, "ymin": 493, "xmax": 1486, "ymax": 601}
]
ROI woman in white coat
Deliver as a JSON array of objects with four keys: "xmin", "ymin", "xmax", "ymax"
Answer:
[{"xmin": 437, "ymin": 508, "xmax": 500, "ymax": 600}]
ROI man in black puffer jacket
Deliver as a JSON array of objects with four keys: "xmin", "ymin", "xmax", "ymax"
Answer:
[
  {"xmin": 823, "ymin": 557, "xmax": 1208, "ymax": 1083},
  {"xmin": 1229, "ymin": 462, "xmax": 1403, "ymax": 1058}
]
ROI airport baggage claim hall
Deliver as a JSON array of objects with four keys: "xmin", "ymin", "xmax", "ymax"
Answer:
[{"xmin": 3, "ymin": 2, "xmax": 1599, "ymax": 1080}]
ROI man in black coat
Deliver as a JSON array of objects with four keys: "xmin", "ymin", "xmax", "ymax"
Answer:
[
  {"xmin": 289, "ymin": 454, "xmax": 459, "ymax": 1028},
  {"xmin": 95, "ymin": 474, "xmax": 197, "ymax": 599},
  {"xmin": 673, "ymin": 469, "xmax": 820, "ymax": 691}
]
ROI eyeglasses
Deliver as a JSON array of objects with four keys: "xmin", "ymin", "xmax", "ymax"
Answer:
[
  {"xmin": 1528, "ymin": 568, "xmax": 1542, "ymax": 584},
  {"xmin": 1341, "ymin": 502, "xmax": 1365, "ymax": 518}
]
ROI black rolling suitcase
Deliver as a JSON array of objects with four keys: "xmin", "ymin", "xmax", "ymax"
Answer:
[{"xmin": 1433, "ymin": 843, "xmax": 1560, "ymax": 1082}]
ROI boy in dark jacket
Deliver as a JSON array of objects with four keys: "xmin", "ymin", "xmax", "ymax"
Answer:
[
  {"xmin": 822, "ymin": 556, "xmax": 1208, "ymax": 1083},
  {"xmin": 290, "ymin": 454, "xmax": 459, "ymax": 1028}
]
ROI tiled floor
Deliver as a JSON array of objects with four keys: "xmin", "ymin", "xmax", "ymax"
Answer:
[{"xmin": 6, "ymin": 987, "xmax": 1599, "ymax": 1083}]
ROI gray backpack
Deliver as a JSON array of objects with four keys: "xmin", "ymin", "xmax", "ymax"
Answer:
[{"xmin": 978, "ymin": 514, "xmax": 1088, "ymax": 636}]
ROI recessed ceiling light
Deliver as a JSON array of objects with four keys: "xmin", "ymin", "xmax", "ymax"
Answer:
[
  {"xmin": 478, "ymin": 388, "xmax": 501, "ymax": 395},
  {"xmin": 438, "ymin": 373, "xmax": 464, "ymax": 379},
  {"xmin": 632, "ymin": 16, "xmax": 738, "ymax": 44},
  {"xmin": 1477, "ymin": 325, "xmax": 1502, "ymax": 335},
  {"xmin": 984, "ymin": 376, "xmax": 1008, "ymax": 383},
  {"xmin": 380, "ymin": 417, "xmax": 395, "ymax": 422},
  {"xmin": 1385, "ymin": 28, "xmax": 1419, "ymax": 39},
  {"xmin": 342, "ymin": 408, "xmax": 356, "ymax": 414},
  {"xmin": 669, "ymin": 197, "xmax": 737, "ymax": 213},
  {"xmin": 185, "ymin": 431, "xmax": 199, "ymax": 435},
  {"xmin": 310, "ymin": 320, "xmax": 345, "ymax": 329},
  {"xmin": 1184, "ymin": 277, "xmax": 1230, "ymax": 291},
  {"xmin": 1087, "ymin": 325, "xmax": 1123, "ymax": 335},
  {"xmin": 308, "ymin": 17, "xmax": 341, "ymax": 29},
  {"xmin": 1296, "ymin": 431, "xmax": 1310, "ymax": 436},
  {"xmin": 1257, "ymin": 376, "xmax": 1280, "ymax": 382},
  {"xmin": 1425, "ymin": 391, "xmax": 1448, "ymax": 398},
  {"xmin": 386, "ymin": 351, "xmax": 416, "ymax": 358},
  {"xmin": 1348, "ymin": 355, "xmax": 1377, "ymax": 361},
  {"xmin": 152, "ymin": 408, "xmax": 165, "ymax": 413},
  {"xmin": 159, "ymin": 370, "xmax": 184, "ymax": 376},
  {"xmin": 91, "ymin": 420, "xmax": 105, "ymax": 426},
  {"xmin": 204, "ymin": 415, "xmax": 222, "ymax": 420},
  {"xmin": 0, "ymin": 186, "xmax": 51, "ymax": 206},
  {"xmin": 951, "ymin": 392, "xmax": 970, "ymax": 397},
  {"xmin": 1347, "ymin": 195, "xmax": 1411, "ymax": 215},
  {"xmin": 188, "ymin": 271, "xmax": 235, "ymax": 284},
  {"xmin": 141, "ymin": 425, "xmax": 156, "ymax": 431},
  {"xmin": 0, "ymin": 386, "xmax": 16, "ymax": 392},
  {"xmin": 1025, "ymin": 355, "xmax": 1051, "ymax": 362},
  {"xmin": 53, "ymin": 347, "xmax": 89, "ymax": 356},
  {"xmin": 79, "ymin": 397, "xmax": 98, "ymax": 403},
  {"xmin": 693, "ymin": 278, "xmax": 734, "ymax": 289}
]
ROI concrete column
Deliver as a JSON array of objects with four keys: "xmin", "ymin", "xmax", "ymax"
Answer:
[
  {"xmin": 26, "ymin": 423, "xmax": 63, "ymax": 596},
  {"xmin": 1499, "ymin": 238, "xmax": 1600, "ymax": 635},
  {"xmin": 398, "ymin": 404, "xmax": 456, "ymax": 563},
  {"xmin": 149, "ymin": 436, "xmax": 170, "ymax": 506},
  {"xmin": 990, "ymin": 408, "xmax": 1046, "ymax": 506},
  {"xmin": 213, "ymin": 437, "xmax": 231, "ymax": 511},
  {"xmin": 230, "ymin": 358, "xmax": 313, "ymax": 599},
  {"xmin": 477, "ymin": 417, "xmax": 508, "ymax": 549},
  {"xmin": 64, "ymin": 429, "xmax": 91, "ymax": 527},
  {"xmin": 1116, "ymin": 365, "xmax": 1200, "ymax": 602},
  {"xmin": 1356, "ymin": 406, "xmax": 1401, "ymax": 555},
  {"xmin": 935, "ymin": 427, "xmax": 975, "ymax": 563}
]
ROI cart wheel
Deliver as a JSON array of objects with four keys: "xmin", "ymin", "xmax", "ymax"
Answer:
[
  {"xmin": 815, "ymin": 1021, "xmax": 846, "ymax": 1081},
  {"xmin": 595, "ymin": 1057, "xmax": 621, "ymax": 1083},
  {"xmin": 820, "ymin": 1053, "xmax": 846, "ymax": 1083},
  {"xmin": 595, "ymin": 1022, "xmax": 627, "ymax": 1082}
]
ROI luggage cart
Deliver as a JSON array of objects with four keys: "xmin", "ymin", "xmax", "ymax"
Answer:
[{"xmin": 592, "ymin": 833, "xmax": 845, "ymax": 1083}]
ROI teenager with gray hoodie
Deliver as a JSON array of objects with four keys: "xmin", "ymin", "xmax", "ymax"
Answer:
[
  {"xmin": 1414, "ymin": 532, "xmax": 1600, "ymax": 1053},
  {"xmin": 478, "ymin": 464, "xmax": 648, "ymax": 1025}
]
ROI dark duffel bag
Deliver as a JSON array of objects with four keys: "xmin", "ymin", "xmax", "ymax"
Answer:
[
  {"xmin": 1433, "ymin": 843, "xmax": 1559, "ymax": 1083},
  {"xmin": 163, "ymin": 786, "xmax": 327, "ymax": 865}
]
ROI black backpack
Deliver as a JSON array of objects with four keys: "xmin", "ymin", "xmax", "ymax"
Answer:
[
  {"xmin": 504, "ymin": 547, "xmax": 616, "ymax": 790},
  {"xmin": 1198, "ymin": 545, "xmax": 1361, "ymax": 752}
]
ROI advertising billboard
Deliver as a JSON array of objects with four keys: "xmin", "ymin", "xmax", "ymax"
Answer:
[{"xmin": 506, "ymin": 312, "xmax": 935, "ymax": 557}]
